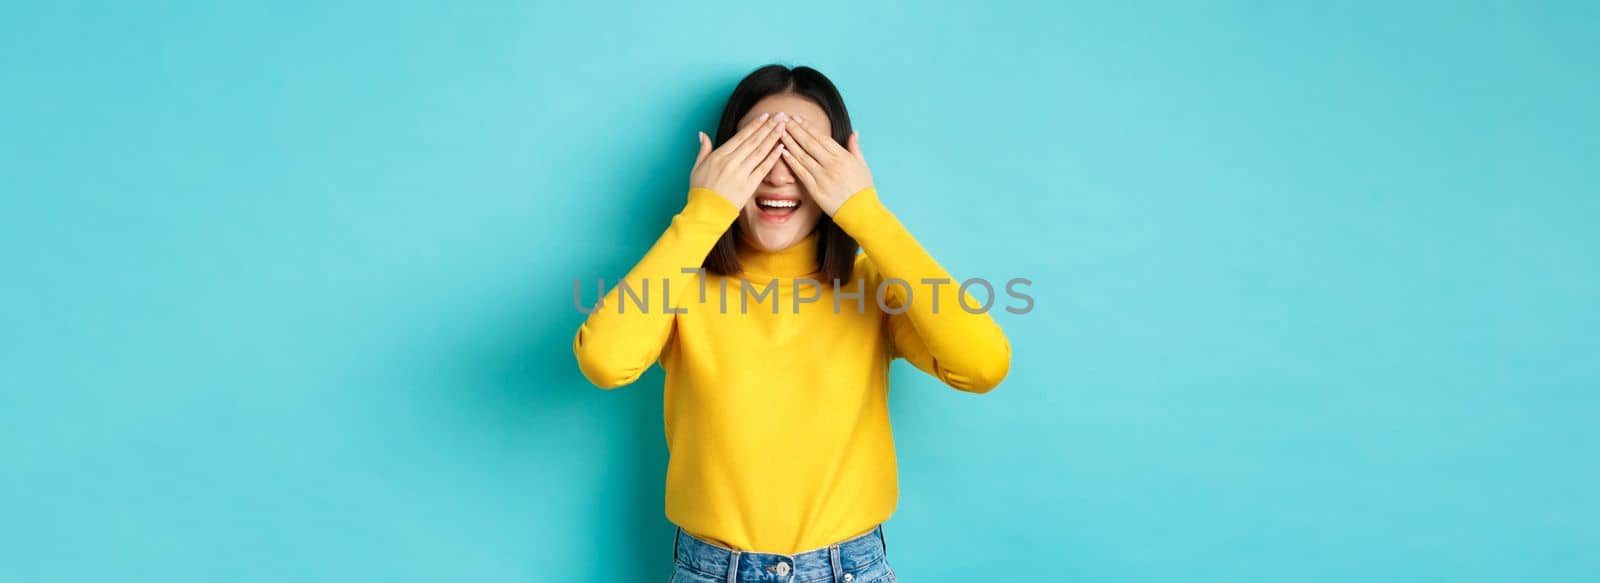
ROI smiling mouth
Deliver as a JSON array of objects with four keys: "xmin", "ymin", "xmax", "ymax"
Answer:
[{"xmin": 754, "ymin": 196, "xmax": 802, "ymax": 223}]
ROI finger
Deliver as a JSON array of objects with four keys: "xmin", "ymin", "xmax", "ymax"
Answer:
[
  {"xmin": 715, "ymin": 112, "xmax": 771, "ymax": 156},
  {"xmin": 779, "ymin": 147, "xmax": 819, "ymax": 192},
  {"xmin": 741, "ymin": 122, "xmax": 784, "ymax": 170},
  {"xmin": 732, "ymin": 115, "xmax": 782, "ymax": 167},
  {"xmin": 847, "ymin": 131, "xmax": 864, "ymax": 162},
  {"xmin": 792, "ymin": 117, "xmax": 850, "ymax": 157},
  {"xmin": 784, "ymin": 119, "xmax": 842, "ymax": 163},
  {"xmin": 751, "ymin": 143, "xmax": 785, "ymax": 178},
  {"xmin": 782, "ymin": 117, "xmax": 825, "ymax": 155},
  {"xmin": 779, "ymin": 130, "xmax": 825, "ymax": 174},
  {"xmin": 693, "ymin": 131, "xmax": 711, "ymax": 170}
]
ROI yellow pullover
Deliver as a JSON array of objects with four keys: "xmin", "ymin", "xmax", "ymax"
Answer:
[{"xmin": 573, "ymin": 186, "xmax": 1011, "ymax": 553}]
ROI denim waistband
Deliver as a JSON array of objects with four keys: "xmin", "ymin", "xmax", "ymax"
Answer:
[{"xmin": 673, "ymin": 525, "xmax": 889, "ymax": 582}]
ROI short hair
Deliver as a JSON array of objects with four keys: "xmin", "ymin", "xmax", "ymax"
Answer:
[{"xmin": 701, "ymin": 64, "xmax": 859, "ymax": 283}]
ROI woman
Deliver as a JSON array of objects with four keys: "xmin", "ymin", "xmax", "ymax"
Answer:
[{"xmin": 573, "ymin": 64, "xmax": 1011, "ymax": 582}]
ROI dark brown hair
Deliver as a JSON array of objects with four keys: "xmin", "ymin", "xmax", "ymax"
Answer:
[{"xmin": 702, "ymin": 64, "xmax": 859, "ymax": 282}]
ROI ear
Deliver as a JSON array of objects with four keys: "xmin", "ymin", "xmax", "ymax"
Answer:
[{"xmin": 847, "ymin": 131, "xmax": 863, "ymax": 160}]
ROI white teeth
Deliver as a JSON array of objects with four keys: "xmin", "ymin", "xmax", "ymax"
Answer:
[{"xmin": 758, "ymin": 199, "xmax": 798, "ymax": 208}]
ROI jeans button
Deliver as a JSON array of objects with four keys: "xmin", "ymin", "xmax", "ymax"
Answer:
[
  {"xmin": 774, "ymin": 562, "xmax": 790, "ymax": 576},
  {"xmin": 843, "ymin": 573, "xmax": 854, "ymax": 582}
]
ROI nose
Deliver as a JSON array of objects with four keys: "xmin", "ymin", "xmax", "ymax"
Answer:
[{"xmin": 764, "ymin": 156, "xmax": 796, "ymax": 186}]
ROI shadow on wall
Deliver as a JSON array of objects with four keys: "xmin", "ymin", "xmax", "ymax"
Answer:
[{"xmin": 454, "ymin": 81, "xmax": 727, "ymax": 581}]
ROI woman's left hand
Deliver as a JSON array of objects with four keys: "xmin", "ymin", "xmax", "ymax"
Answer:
[{"xmin": 778, "ymin": 116, "xmax": 874, "ymax": 216}]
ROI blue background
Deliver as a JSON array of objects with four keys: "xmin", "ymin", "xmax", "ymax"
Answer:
[{"xmin": 3, "ymin": 1, "xmax": 1596, "ymax": 581}]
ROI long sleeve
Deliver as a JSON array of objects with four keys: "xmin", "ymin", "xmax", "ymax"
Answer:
[
  {"xmin": 830, "ymin": 187, "xmax": 1012, "ymax": 393},
  {"xmin": 573, "ymin": 187, "xmax": 739, "ymax": 389}
]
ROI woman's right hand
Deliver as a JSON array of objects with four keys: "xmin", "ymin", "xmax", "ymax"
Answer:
[{"xmin": 690, "ymin": 112, "xmax": 787, "ymax": 208}]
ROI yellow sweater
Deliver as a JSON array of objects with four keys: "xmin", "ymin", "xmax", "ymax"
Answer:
[{"xmin": 573, "ymin": 186, "xmax": 1011, "ymax": 553}]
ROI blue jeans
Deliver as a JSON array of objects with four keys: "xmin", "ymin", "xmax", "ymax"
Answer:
[{"xmin": 669, "ymin": 524, "xmax": 898, "ymax": 583}]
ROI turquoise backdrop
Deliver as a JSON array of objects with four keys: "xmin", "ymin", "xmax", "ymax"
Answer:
[{"xmin": 3, "ymin": 1, "xmax": 1596, "ymax": 581}]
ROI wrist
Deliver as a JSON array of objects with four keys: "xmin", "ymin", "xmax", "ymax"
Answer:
[
  {"xmin": 822, "ymin": 184, "xmax": 873, "ymax": 217},
  {"xmin": 687, "ymin": 187, "xmax": 742, "ymax": 220},
  {"xmin": 828, "ymin": 186, "xmax": 880, "ymax": 225}
]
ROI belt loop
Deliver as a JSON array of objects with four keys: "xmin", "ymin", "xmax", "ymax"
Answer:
[
  {"xmin": 673, "ymin": 527, "xmax": 680, "ymax": 563},
  {"xmin": 877, "ymin": 524, "xmax": 887, "ymax": 555},
  {"xmin": 829, "ymin": 544, "xmax": 843, "ymax": 580},
  {"xmin": 725, "ymin": 549, "xmax": 741, "ymax": 583}
]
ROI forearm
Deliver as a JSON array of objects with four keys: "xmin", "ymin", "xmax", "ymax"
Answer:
[
  {"xmin": 573, "ymin": 188, "xmax": 738, "ymax": 388},
  {"xmin": 832, "ymin": 187, "xmax": 1012, "ymax": 390}
]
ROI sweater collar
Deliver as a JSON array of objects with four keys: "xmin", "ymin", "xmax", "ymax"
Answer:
[{"xmin": 737, "ymin": 229, "xmax": 820, "ymax": 278}]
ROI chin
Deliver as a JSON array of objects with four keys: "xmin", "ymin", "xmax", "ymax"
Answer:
[
  {"xmin": 742, "ymin": 195, "xmax": 823, "ymax": 252},
  {"xmin": 742, "ymin": 214, "xmax": 820, "ymax": 252},
  {"xmin": 744, "ymin": 227, "xmax": 801, "ymax": 251}
]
